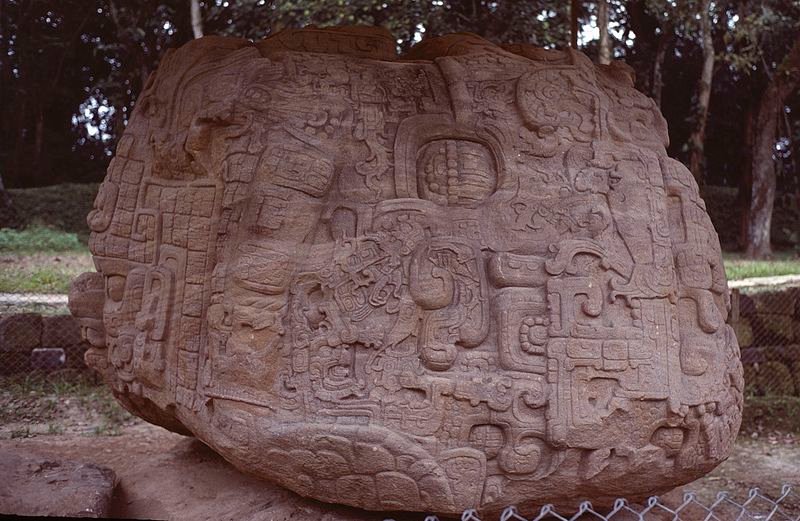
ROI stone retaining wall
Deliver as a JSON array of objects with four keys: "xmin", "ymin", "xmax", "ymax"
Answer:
[
  {"xmin": 0, "ymin": 313, "xmax": 88, "ymax": 374},
  {"xmin": 732, "ymin": 286, "xmax": 800, "ymax": 396}
]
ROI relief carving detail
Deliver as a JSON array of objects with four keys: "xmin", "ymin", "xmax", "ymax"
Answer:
[{"xmin": 69, "ymin": 27, "xmax": 743, "ymax": 515}]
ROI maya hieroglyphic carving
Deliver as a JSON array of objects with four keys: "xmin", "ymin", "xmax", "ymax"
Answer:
[{"xmin": 69, "ymin": 27, "xmax": 743, "ymax": 514}]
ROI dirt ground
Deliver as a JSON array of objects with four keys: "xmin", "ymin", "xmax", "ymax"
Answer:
[
  {"xmin": 1, "ymin": 376, "xmax": 799, "ymax": 520},
  {"xmin": 0, "ymin": 423, "xmax": 797, "ymax": 520}
]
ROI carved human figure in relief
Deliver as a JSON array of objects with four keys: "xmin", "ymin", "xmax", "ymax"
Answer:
[{"xmin": 69, "ymin": 26, "xmax": 742, "ymax": 515}]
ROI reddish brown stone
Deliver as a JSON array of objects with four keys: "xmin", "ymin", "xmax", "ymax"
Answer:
[
  {"xmin": 41, "ymin": 315, "xmax": 82, "ymax": 347},
  {"xmin": 0, "ymin": 313, "xmax": 41, "ymax": 352},
  {"xmin": 0, "ymin": 448, "xmax": 116, "ymax": 518},
  {"xmin": 69, "ymin": 27, "xmax": 743, "ymax": 515}
]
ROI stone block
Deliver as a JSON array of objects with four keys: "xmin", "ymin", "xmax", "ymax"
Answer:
[
  {"xmin": 732, "ymin": 317, "xmax": 753, "ymax": 348},
  {"xmin": 30, "ymin": 348, "xmax": 66, "ymax": 372},
  {"xmin": 751, "ymin": 290, "xmax": 795, "ymax": 316},
  {"xmin": 65, "ymin": 343, "xmax": 90, "ymax": 369},
  {"xmin": 759, "ymin": 314, "xmax": 795, "ymax": 343},
  {"xmin": 0, "ymin": 350, "xmax": 30, "ymax": 375},
  {"xmin": 0, "ymin": 448, "xmax": 116, "ymax": 518},
  {"xmin": 41, "ymin": 314, "xmax": 82, "ymax": 347},
  {"xmin": 0, "ymin": 313, "xmax": 42, "ymax": 352}
]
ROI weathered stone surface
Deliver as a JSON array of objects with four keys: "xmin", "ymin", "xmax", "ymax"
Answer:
[
  {"xmin": 68, "ymin": 272, "xmax": 106, "ymax": 351},
  {"xmin": 41, "ymin": 314, "xmax": 82, "ymax": 347},
  {"xmin": 0, "ymin": 313, "xmax": 42, "ymax": 352},
  {"xmin": 0, "ymin": 448, "xmax": 116, "ymax": 518},
  {"xmin": 69, "ymin": 27, "xmax": 743, "ymax": 515}
]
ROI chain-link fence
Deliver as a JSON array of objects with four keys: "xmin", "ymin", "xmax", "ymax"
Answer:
[
  {"xmin": 1, "ymin": 182, "xmax": 97, "ymax": 379},
  {"xmin": 731, "ymin": 280, "xmax": 800, "ymax": 397},
  {"xmin": 0, "ymin": 309, "xmax": 89, "ymax": 377},
  {"xmin": 0, "ymin": 256, "xmax": 86, "ymax": 378},
  {"xmin": 391, "ymin": 485, "xmax": 800, "ymax": 521}
]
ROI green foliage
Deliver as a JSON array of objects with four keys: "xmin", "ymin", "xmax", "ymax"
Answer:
[
  {"xmin": 7, "ymin": 183, "xmax": 99, "ymax": 239},
  {"xmin": 2, "ymin": 371, "xmax": 98, "ymax": 398},
  {"xmin": 722, "ymin": 1, "xmax": 800, "ymax": 74},
  {"xmin": 204, "ymin": 0, "xmax": 574, "ymax": 50}
]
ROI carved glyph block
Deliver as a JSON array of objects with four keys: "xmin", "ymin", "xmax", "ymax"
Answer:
[{"xmin": 69, "ymin": 26, "xmax": 743, "ymax": 515}]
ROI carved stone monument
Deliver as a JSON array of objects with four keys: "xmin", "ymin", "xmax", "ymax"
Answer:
[{"xmin": 69, "ymin": 26, "xmax": 743, "ymax": 515}]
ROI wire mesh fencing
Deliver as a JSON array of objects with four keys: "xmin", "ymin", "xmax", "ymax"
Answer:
[
  {"xmin": 730, "ymin": 281, "xmax": 800, "ymax": 397},
  {"xmin": 0, "ymin": 308, "xmax": 91, "ymax": 378},
  {"xmin": 391, "ymin": 485, "xmax": 800, "ymax": 521}
]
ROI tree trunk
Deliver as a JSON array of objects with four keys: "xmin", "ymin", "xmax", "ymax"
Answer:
[
  {"xmin": 190, "ymin": 0, "xmax": 203, "ymax": 39},
  {"xmin": 746, "ymin": 35, "xmax": 800, "ymax": 258},
  {"xmin": 688, "ymin": 0, "xmax": 714, "ymax": 186},
  {"xmin": 747, "ymin": 100, "xmax": 777, "ymax": 258},
  {"xmin": 598, "ymin": 0, "xmax": 611, "ymax": 64},
  {"xmin": 570, "ymin": 0, "xmax": 579, "ymax": 48},
  {"xmin": 652, "ymin": 26, "xmax": 671, "ymax": 108},
  {"xmin": 737, "ymin": 107, "xmax": 754, "ymax": 251}
]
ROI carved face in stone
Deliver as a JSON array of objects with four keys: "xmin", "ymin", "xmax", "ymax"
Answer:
[{"xmin": 69, "ymin": 27, "xmax": 743, "ymax": 515}]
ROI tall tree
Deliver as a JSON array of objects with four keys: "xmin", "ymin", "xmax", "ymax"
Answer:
[
  {"xmin": 0, "ymin": 0, "xmax": 99, "ymax": 188},
  {"xmin": 722, "ymin": 0, "xmax": 800, "ymax": 256},
  {"xmin": 688, "ymin": 0, "xmax": 714, "ymax": 185},
  {"xmin": 190, "ymin": 0, "xmax": 203, "ymax": 39},
  {"xmin": 571, "ymin": 0, "xmax": 580, "ymax": 48},
  {"xmin": 623, "ymin": 1, "xmax": 682, "ymax": 110},
  {"xmin": 746, "ymin": 35, "xmax": 800, "ymax": 258},
  {"xmin": 651, "ymin": 16, "xmax": 673, "ymax": 109},
  {"xmin": 598, "ymin": 0, "xmax": 611, "ymax": 64}
]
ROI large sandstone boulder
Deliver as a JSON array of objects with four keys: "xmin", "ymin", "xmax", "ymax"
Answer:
[{"xmin": 69, "ymin": 26, "xmax": 743, "ymax": 515}]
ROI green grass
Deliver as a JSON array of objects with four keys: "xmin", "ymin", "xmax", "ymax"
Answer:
[
  {"xmin": 0, "ymin": 260, "xmax": 91, "ymax": 293},
  {"xmin": 0, "ymin": 226, "xmax": 92, "ymax": 294},
  {"xmin": 0, "ymin": 267, "xmax": 73, "ymax": 293},
  {"xmin": 723, "ymin": 252, "xmax": 800, "ymax": 281},
  {"xmin": 0, "ymin": 225, "xmax": 87, "ymax": 254}
]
